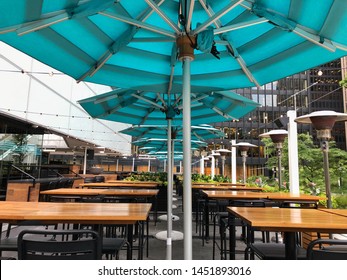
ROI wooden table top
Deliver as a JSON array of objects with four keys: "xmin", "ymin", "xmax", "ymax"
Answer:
[
  {"xmin": 193, "ymin": 185, "xmax": 263, "ymax": 191},
  {"xmin": 319, "ymin": 208, "xmax": 347, "ymax": 218},
  {"xmin": 192, "ymin": 182, "xmax": 246, "ymax": 186},
  {"xmin": 202, "ymin": 190, "xmax": 268, "ymax": 199},
  {"xmin": 265, "ymin": 192, "xmax": 324, "ymax": 202},
  {"xmin": 79, "ymin": 182, "xmax": 159, "ymax": 188},
  {"xmin": 107, "ymin": 180, "xmax": 160, "ymax": 185},
  {"xmin": 0, "ymin": 201, "xmax": 152, "ymax": 225},
  {"xmin": 227, "ymin": 207, "xmax": 347, "ymax": 233},
  {"xmin": 41, "ymin": 188, "xmax": 159, "ymax": 197},
  {"xmin": 202, "ymin": 190, "xmax": 323, "ymax": 202}
]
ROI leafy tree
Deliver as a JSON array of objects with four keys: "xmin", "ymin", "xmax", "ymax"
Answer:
[
  {"xmin": 12, "ymin": 134, "xmax": 29, "ymax": 165},
  {"xmin": 339, "ymin": 75, "xmax": 347, "ymax": 88},
  {"xmin": 261, "ymin": 133, "xmax": 347, "ymax": 195}
]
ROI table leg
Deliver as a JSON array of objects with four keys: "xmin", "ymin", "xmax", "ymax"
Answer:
[
  {"xmin": 284, "ymin": 232, "xmax": 297, "ymax": 260},
  {"xmin": 204, "ymin": 198, "xmax": 210, "ymax": 242},
  {"xmin": 228, "ymin": 213, "xmax": 236, "ymax": 260},
  {"xmin": 127, "ymin": 224, "xmax": 133, "ymax": 260}
]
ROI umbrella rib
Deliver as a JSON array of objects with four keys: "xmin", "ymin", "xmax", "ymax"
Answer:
[
  {"xmin": 15, "ymin": 0, "xmax": 117, "ymax": 35},
  {"xmin": 214, "ymin": 18, "xmax": 269, "ymax": 35},
  {"xmin": 225, "ymin": 40, "xmax": 261, "ymax": 87},
  {"xmin": 99, "ymin": 10, "xmax": 176, "ymax": 38},
  {"xmin": 92, "ymin": 89, "xmax": 133, "ymax": 104},
  {"xmin": 78, "ymin": 1, "xmax": 171, "ymax": 81},
  {"xmin": 251, "ymin": 4, "xmax": 340, "ymax": 53},
  {"xmin": 145, "ymin": 0, "xmax": 181, "ymax": 34},
  {"xmin": 292, "ymin": 27, "xmax": 336, "ymax": 52},
  {"xmin": 193, "ymin": 0, "xmax": 244, "ymax": 35},
  {"xmin": 198, "ymin": 0, "xmax": 260, "ymax": 87},
  {"xmin": 139, "ymin": 107, "xmax": 157, "ymax": 125},
  {"xmin": 16, "ymin": 12, "xmax": 71, "ymax": 35},
  {"xmin": 198, "ymin": 0, "xmax": 222, "ymax": 28},
  {"xmin": 185, "ymin": 0, "xmax": 195, "ymax": 33},
  {"xmin": 131, "ymin": 93, "xmax": 165, "ymax": 110},
  {"xmin": 93, "ymin": 95, "xmax": 140, "ymax": 118},
  {"xmin": 196, "ymin": 94, "xmax": 237, "ymax": 120},
  {"xmin": 156, "ymin": 93, "xmax": 167, "ymax": 108},
  {"xmin": 191, "ymin": 131, "xmax": 204, "ymax": 142},
  {"xmin": 81, "ymin": 26, "xmax": 139, "ymax": 80}
]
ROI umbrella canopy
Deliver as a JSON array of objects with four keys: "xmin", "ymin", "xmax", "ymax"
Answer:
[
  {"xmin": 0, "ymin": 0, "xmax": 346, "ymax": 92},
  {"xmin": 77, "ymin": 88, "xmax": 259, "ymax": 126},
  {"xmin": 120, "ymin": 124, "xmax": 224, "ymax": 142}
]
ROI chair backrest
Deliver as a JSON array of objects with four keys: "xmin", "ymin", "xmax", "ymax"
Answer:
[
  {"xmin": 18, "ymin": 229, "xmax": 102, "ymax": 260},
  {"xmin": 94, "ymin": 176, "xmax": 105, "ymax": 183},
  {"xmin": 280, "ymin": 200, "xmax": 318, "ymax": 209},
  {"xmin": 79, "ymin": 195, "xmax": 105, "ymax": 203},
  {"xmin": 84, "ymin": 177, "xmax": 96, "ymax": 183},
  {"xmin": 230, "ymin": 199, "xmax": 267, "ymax": 207},
  {"xmin": 307, "ymin": 239, "xmax": 347, "ymax": 260}
]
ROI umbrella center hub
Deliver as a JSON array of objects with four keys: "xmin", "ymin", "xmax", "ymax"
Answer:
[{"xmin": 176, "ymin": 35, "xmax": 196, "ymax": 61}]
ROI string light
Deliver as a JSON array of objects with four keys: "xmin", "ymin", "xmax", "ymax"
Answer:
[
  {"xmin": 0, "ymin": 108, "xmax": 131, "ymax": 143},
  {"xmin": 0, "ymin": 69, "xmax": 64, "ymax": 76}
]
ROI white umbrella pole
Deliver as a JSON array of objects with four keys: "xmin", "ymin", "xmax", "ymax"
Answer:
[
  {"xmin": 83, "ymin": 147, "xmax": 87, "ymax": 175},
  {"xmin": 200, "ymin": 156, "xmax": 204, "ymax": 175},
  {"xmin": 166, "ymin": 119, "xmax": 173, "ymax": 260},
  {"xmin": 287, "ymin": 110, "xmax": 300, "ymax": 194},
  {"xmin": 211, "ymin": 155, "xmax": 215, "ymax": 178},
  {"xmin": 182, "ymin": 57, "xmax": 192, "ymax": 260},
  {"xmin": 231, "ymin": 140, "xmax": 237, "ymax": 183}
]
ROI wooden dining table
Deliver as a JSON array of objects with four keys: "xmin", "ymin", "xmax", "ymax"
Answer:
[
  {"xmin": 40, "ymin": 188, "xmax": 159, "ymax": 223},
  {"xmin": 40, "ymin": 188, "xmax": 159, "ymax": 200},
  {"xmin": 202, "ymin": 190, "xmax": 324, "ymax": 202},
  {"xmin": 0, "ymin": 201, "xmax": 152, "ymax": 259},
  {"xmin": 107, "ymin": 180, "xmax": 160, "ymax": 185},
  {"xmin": 78, "ymin": 182, "xmax": 159, "ymax": 189},
  {"xmin": 227, "ymin": 207, "xmax": 347, "ymax": 259},
  {"xmin": 201, "ymin": 191, "xmax": 324, "ymax": 241}
]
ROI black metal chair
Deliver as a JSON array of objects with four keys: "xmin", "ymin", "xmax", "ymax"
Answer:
[
  {"xmin": 213, "ymin": 199, "xmax": 268, "ymax": 260},
  {"xmin": 17, "ymin": 229, "xmax": 102, "ymax": 260},
  {"xmin": 0, "ymin": 221, "xmax": 55, "ymax": 257},
  {"xmin": 78, "ymin": 195, "xmax": 130, "ymax": 259},
  {"xmin": 307, "ymin": 239, "xmax": 347, "ymax": 260}
]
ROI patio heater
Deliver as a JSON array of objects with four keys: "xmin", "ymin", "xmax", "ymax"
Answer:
[
  {"xmin": 209, "ymin": 151, "xmax": 220, "ymax": 178},
  {"xmin": 295, "ymin": 111, "xmax": 347, "ymax": 209},
  {"xmin": 231, "ymin": 142, "xmax": 258, "ymax": 183},
  {"xmin": 215, "ymin": 149, "xmax": 231, "ymax": 177},
  {"xmin": 260, "ymin": 130, "xmax": 288, "ymax": 190}
]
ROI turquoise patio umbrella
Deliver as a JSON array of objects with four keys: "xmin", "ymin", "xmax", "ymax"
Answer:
[
  {"xmin": 120, "ymin": 124, "xmax": 224, "ymax": 142},
  {"xmin": 2, "ymin": 0, "xmax": 347, "ymax": 260},
  {"xmin": 77, "ymin": 88, "xmax": 259, "ymax": 126}
]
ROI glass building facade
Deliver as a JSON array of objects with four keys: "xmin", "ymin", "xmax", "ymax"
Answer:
[{"xmin": 206, "ymin": 58, "xmax": 345, "ymax": 178}]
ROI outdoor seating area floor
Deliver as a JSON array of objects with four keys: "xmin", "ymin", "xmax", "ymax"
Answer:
[{"xmin": 145, "ymin": 195, "xmax": 247, "ymax": 260}]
